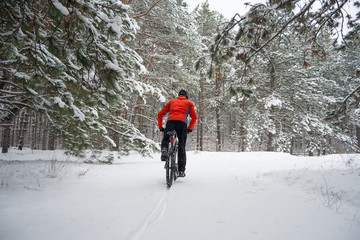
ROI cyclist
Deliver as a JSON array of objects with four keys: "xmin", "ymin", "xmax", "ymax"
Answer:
[{"xmin": 157, "ymin": 89, "xmax": 197, "ymax": 177}]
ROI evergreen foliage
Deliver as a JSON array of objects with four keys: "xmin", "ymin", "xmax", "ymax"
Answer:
[
  {"xmin": 0, "ymin": 0, "xmax": 161, "ymax": 155},
  {"xmin": 0, "ymin": 0, "xmax": 359, "ymax": 155},
  {"xmin": 199, "ymin": 0, "xmax": 360, "ymax": 153},
  {"xmin": 125, "ymin": 0, "xmax": 202, "ymax": 140}
]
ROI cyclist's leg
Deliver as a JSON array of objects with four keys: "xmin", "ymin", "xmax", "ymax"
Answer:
[{"xmin": 175, "ymin": 122, "xmax": 187, "ymax": 173}]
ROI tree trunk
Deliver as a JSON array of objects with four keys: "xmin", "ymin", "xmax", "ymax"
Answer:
[
  {"xmin": 199, "ymin": 73, "xmax": 204, "ymax": 151},
  {"xmin": 41, "ymin": 115, "xmax": 48, "ymax": 150},
  {"xmin": 196, "ymin": 120, "xmax": 200, "ymax": 151},
  {"xmin": 290, "ymin": 139, "xmax": 294, "ymax": 155},
  {"xmin": 267, "ymin": 132, "xmax": 274, "ymax": 151},
  {"xmin": 2, "ymin": 125, "xmax": 11, "ymax": 153},
  {"xmin": 111, "ymin": 110, "xmax": 121, "ymax": 151},
  {"xmin": 357, "ymin": 125, "xmax": 360, "ymax": 152},
  {"xmin": 131, "ymin": 96, "xmax": 141, "ymax": 125},
  {"xmin": 196, "ymin": 87, "xmax": 200, "ymax": 151},
  {"xmin": 18, "ymin": 110, "xmax": 29, "ymax": 150},
  {"xmin": 308, "ymin": 141, "xmax": 313, "ymax": 156},
  {"xmin": 48, "ymin": 127, "xmax": 56, "ymax": 150},
  {"xmin": 1, "ymin": 107, "xmax": 20, "ymax": 153},
  {"xmin": 239, "ymin": 99, "xmax": 246, "ymax": 152},
  {"xmin": 11, "ymin": 114, "xmax": 18, "ymax": 147},
  {"xmin": 216, "ymin": 108, "xmax": 221, "ymax": 152},
  {"xmin": 266, "ymin": 63, "xmax": 276, "ymax": 152},
  {"xmin": 239, "ymin": 123, "xmax": 246, "ymax": 152},
  {"xmin": 30, "ymin": 113, "xmax": 36, "ymax": 149},
  {"xmin": 215, "ymin": 67, "xmax": 221, "ymax": 152}
]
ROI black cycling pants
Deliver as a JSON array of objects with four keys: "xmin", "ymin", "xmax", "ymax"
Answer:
[{"xmin": 161, "ymin": 120, "xmax": 187, "ymax": 172}]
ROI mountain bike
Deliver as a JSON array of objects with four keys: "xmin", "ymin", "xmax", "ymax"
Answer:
[{"xmin": 164, "ymin": 130, "xmax": 179, "ymax": 188}]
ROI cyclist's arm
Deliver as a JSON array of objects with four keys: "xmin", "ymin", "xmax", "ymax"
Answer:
[
  {"xmin": 157, "ymin": 101, "xmax": 171, "ymax": 128},
  {"xmin": 188, "ymin": 102, "xmax": 197, "ymax": 130}
]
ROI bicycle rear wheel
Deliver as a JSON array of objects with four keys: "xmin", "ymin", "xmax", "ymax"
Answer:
[
  {"xmin": 172, "ymin": 153, "xmax": 178, "ymax": 181},
  {"xmin": 165, "ymin": 130, "xmax": 177, "ymax": 188},
  {"xmin": 165, "ymin": 156, "xmax": 173, "ymax": 188}
]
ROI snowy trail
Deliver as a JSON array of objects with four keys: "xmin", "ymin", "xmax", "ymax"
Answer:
[
  {"xmin": 1, "ymin": 151, "xmax": 360, "ymax": 240},
  {"xmin": 126, "ymin": 190, "xmax": 169, "ymax": 240}
]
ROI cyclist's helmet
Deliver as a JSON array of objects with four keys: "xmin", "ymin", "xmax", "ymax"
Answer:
[{"xmin": 178, "ymin": 89, "xmax": 188, "ymax": 99}]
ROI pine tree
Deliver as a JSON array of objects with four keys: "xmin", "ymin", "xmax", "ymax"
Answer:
[
  {"xmin": 208, "ymin": 4, "xmax": 359, "ymax": 154},
  {"xmin": 0, "ymin": 0, "xmax": 161, "ymax": 155},
  {"xmin": 193, "ymin": 1, "xmax": 228, "ymax": 151},
  {"xmin": 126, "ymin": 0, "xmax": 202, "ymax": 142}
]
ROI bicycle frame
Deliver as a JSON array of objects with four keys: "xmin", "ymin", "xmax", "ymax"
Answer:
[{"xmin": 165, "ymin": 130, "xmax": 179, "ymax": 188}]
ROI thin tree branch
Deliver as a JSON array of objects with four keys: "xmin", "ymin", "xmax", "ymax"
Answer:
[
  {"xmin": 327, "ymin": 82, "xmax": 360, "ymax": 119},
  {"xmin": 211, "ymin": 14, "xmax": 246, "ymax": 60},
  {"xmin": 342, "ymin": 83, "xmax": 360, "ymax": 105},
  {"xmin": 314, "ymin": 0, "xmax": 349, "ymax": 41},
  {"xmin": 133, "ymin": 0, "xmax": 163, "ymax": 19},
  {"xmin": 0, "ymin": 80, "xmax": 25, "ymax": 90},
  {"xmin": 245, "ymin": 0, "xmax": 316, "ymax": 62},
  {"xmin": 133, "ymin": 114, "xmax": 157, "ymax": 124}
]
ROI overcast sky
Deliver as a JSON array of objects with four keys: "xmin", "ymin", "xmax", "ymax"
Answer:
[{"xmin": 185, "ymin": 0, "xmax": 266, "ymax": 19}]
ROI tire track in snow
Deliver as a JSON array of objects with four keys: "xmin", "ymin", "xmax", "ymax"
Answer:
[{"xmin": 126, "ymin": 190, "xmax": 169, "ymax": 240}]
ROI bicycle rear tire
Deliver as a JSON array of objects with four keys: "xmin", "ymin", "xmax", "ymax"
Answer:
[
  {"xmin": 166, "ymin": 157, "xmax": 173, "ymax": 188},
  {"xmin": 164, "ymin": 130, "xmax": 178, "ymax": 188}
]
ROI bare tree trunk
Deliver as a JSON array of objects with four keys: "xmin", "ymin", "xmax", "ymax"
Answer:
[
  {"xmin": 266, "ymin": 63, "xmax": 276, "ymax": 152},
  {"xmin": 357, "ymin": 125, "xmax": 360, "ymax": 152},
  {"xmin": 267, "ymin": 132, "xmax": 274, "ymax": 151},
  {"xmin": 131, "ymin": 97, "xmax": 141, "ymax": 128},
  {"xmin": 11, "ymin": 114, "xmax": 18, "ymax": 147},
  {"xmin": 112, "ymin": 111, "xmax": 120, "ymax": 150},
  {"xmin": 290, "ymin": 139, "xmax": 294, "ymax": 155},
  {"xmin": 41, "ymin": 115, "xmax": 47, "ymax": 150},
  {"xmin": 196, "ymin": 123, "xmax": 200, "ymax": 151},
  {"xmin": 2, "ymin": 124, "xmax": 11, "ymax": 153},
  {"xmin": 18, "ymin": 110, "xmax": 29, "ymax": 150},
  {"xmin": 215, "ymin": 67, "xmax": 221, "ymax": 152},
  {"xmin": 216, "ymin": 108, "xmax": 221, "ymax": 152},
  {"xmin": 308, "ymin": 141, "xmax": 313, "ymax": 156},
  {"xmin": 48, "ymin": 126, "xmax": 56, "ymax": 150},
  {"xmin": 1, "ymin": 69, "xmax": 13, "ymax": 153},
  {"xmin": 199, "ymin": 73, "xmax": 204, "ymax": 151},
  {"xmin": 124, "ymin": 109, "xmax": 128, "ymax": 121},
  {"xmin": 196, "ymin": 88, "xmax": 200, "ymax": 151},
  {"xmin": 27, "ymin": 113, "xmax": 32, "ymax": 149},
  {"xmin": 239, "ymin": 122, "xmax": 246, "ymax": 152},
  {"xmin": 30, "ymin": 112, "xmax": 36, "ymax": 149},
  {"xmin": 239, "ymin": 99, "xmax": 246, "ymax": 152},
  {"xmin": 1, "ymin": 107, "xmax": 21, "ymax": 153},
  {"xmin": 35, "ymin": 113, "xmax": 40, "ymax": 149}
]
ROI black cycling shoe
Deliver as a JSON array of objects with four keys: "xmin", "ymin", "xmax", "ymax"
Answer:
[{"xmin": 178, "ymin": 171, "xmax": 186, "ymax": 177}]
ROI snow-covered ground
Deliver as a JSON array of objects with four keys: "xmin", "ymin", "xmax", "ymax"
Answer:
[{"xmin": 1, "ymin": 149, "xmax": 360, "ymax": 240}]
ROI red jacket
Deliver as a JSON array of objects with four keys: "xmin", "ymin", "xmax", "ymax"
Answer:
[{"xmin": 158, "ymin": 96, "xmax": 197, "ymax": 129}]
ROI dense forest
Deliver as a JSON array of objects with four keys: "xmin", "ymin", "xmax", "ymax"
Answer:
[{"xmin": 1, "ymin": 0, "xmax": 359, "ymax": 156}]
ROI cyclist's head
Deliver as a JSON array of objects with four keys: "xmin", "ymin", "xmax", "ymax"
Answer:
[{"xmin": 178, "ymin": 89, "xmax": 188, "ymax": 99}]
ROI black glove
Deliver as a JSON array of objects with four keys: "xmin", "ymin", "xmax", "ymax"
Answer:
[
  {"xmin": 187, "ymin": 128, "xmax": 192, "ymax": 134},
  {"xmin": 159, "ymin": 127, "xmax": 165, "ymax": 132}
]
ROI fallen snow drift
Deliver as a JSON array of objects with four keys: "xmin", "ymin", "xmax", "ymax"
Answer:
[{"xmin": 1, "ymin": 149, "xmax": 360, "ymax": 240}]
